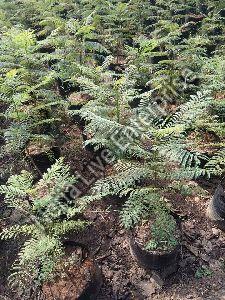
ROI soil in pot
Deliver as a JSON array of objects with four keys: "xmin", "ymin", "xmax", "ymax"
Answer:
[
  {"xmin": 108, "ymin": 56, "xmax": 126, "ymax": 74},
  {"xmin": 186, "ymin": 14, "xmax": 205, "ymax": 23},
  {"xmin": 82, "ymin": 132, "xmax": 107, "ymax": 156},
  {"xmin": 57, "ymin": 78, "xmax": 80, "ymax": 98},
  {"xmin": 68, "ymin": 92, "xmax": 91, "ymax": 111},
  {"xmin": 130, "ymin": 220, "xmax": 180, "ymax": 276},
  {"xmin": 150, "ymin": 53, "xmax": 169, "ymax": 65},
  {"xmin": 25, "ymin": 140, "xmax": 60, "ymax": 174},
  {"xmin": 68, "ymin": 92, "xmax": 91, "ymax": 127},
  {"xmin": 42, "ymin": 241, "xmax": 102, "ymax": 300},
  {"xmin": 181, "ymin": 22, "xmax": 199, "ymax": 39}
]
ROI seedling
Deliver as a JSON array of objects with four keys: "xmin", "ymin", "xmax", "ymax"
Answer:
[
  {"xmin": 0, "ymin": 158, "xmax": 87, "ymax": 296},
  {"xmin": 195, "ymin": 266, "xmax": 213, "ymax": 279},
  {"xmin": 145, "ymin": 205, "xmax": 178, "ymax": 252}
]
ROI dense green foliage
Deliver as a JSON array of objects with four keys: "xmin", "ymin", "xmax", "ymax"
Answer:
[
  {"xmin": 0, "ymin": 158, "xmax": 86, "ymax": 297},
  {"xmin": 0, "ymin": 0, "xmax": 225, "ymax": 297}
]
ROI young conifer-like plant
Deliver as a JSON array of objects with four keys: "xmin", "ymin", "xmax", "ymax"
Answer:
[{"xmin": 0, "ymin": 158, "xmax": 87, "ymax": 298}]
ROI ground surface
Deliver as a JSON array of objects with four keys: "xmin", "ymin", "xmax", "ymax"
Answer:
[
  {"xmin": 78, "ymin": 193, "xmax": 225, "ymax": 300},
  {"xmin": 0, "ymin": 123, "xmax": 225, "ymax": 299}
]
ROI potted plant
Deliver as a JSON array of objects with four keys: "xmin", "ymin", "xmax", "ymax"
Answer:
[
  {"xmin": 42, "ymin": 241, "xmax": 102, "ymax": 300},
  {"xmin": 129, "ymin": 201, "xmax": 180, "ymax": 279},
  {"xmin": 25, "ymin": 137, "xmax": 60, "ymax": 174},
  {"xmin": 68, "ymin": 92, "xmax": 92, "ymax": 111},
  {"xmin": 0, "ymin": 158, "xmax": 102, "ymax": 299},
  {"xmin": 0, "ymin": 27, "xmax": 65, "ymax": 174},
  {"xmin": 68, "ymin": 92, "xmax": 91, "ymax": 128}
]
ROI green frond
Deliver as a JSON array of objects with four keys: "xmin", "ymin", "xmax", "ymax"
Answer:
[
  {"xmin": 0, "ymin": 224, "xmax": 36, "ymax": 240},
  {"xmin": 49, "ymin": 220, "xmax": 89, "ymax": 236},
  {"xmin": 121, "ymin": 187, "xmax": 161, "ymax": 229},
  {"xmin": 205, "ymin": 149, "xmax": 225, "ymax": 175},
  {"xmin": 91, "ymin": 160, "xmax": 150, "ymax": 198}
]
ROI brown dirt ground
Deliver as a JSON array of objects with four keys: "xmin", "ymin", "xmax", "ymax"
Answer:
[
  {"xmin": 71, "ymin": 191, "xmax": 225, "ymax": 300},
  {"xmin": 0, "ymin": 122, "xmax": 225, "ymax": 300}
]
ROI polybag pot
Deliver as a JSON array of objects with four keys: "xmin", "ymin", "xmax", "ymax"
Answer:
[
  {"xmin": 130, "ymin": 235, "xmax": 180, "ymax": 271},
  {"xmin": 43, "ymin": 241, "xmax": 102, "ymax": 300},
  {"xmin": 207, "ymin": 183, "xmax": 225, "ymax": 230},
  {"xmin": 26, "ymin": 144, "xmax": 60, "ymax": 174}
]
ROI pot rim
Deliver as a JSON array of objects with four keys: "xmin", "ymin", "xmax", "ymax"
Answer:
[
  {"xmin": 128, "ymin": 229, "xmax": 181, "ymax": 256},
  {"xmin": 130, "ymin": 232, "xmax": 180, "ymax": 256}
]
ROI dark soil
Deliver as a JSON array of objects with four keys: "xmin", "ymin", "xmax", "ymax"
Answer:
[
  {"xmin": 134, "ymin": 220, "xmax": 154, "ymax": 248},
  {"xmin": 132, "ymin": 219, "xmax": 180, "ymax": 255},
  {"xmin": 0, "ymin": 123, "xmax": 225, "ymax": 300},
  {"xmin": 43, "ymin": 252, "xmax": 101, "ymax": 300},
  {"xmin": 73, "ymin": 194, "xmax": 225, "ymax": 300}
]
